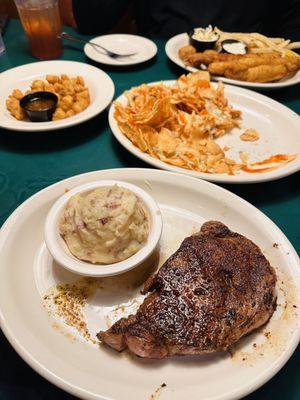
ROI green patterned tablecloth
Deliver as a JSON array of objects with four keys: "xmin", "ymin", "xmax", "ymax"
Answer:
[{"xmin": 0, "ymin": 18, "xmax": 299, "ymax": 400}]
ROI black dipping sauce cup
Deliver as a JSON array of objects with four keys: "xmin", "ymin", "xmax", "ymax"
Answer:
[
  {"xmin": 188, "ymin": 30, "xmax": 219, "ymax": 52},
  {"xmin": 20, "ymin": 91, "xmax": 58, "ymax": 122}
]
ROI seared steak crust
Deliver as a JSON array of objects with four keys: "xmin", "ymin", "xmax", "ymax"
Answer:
[{"xmin": 98, "ymin": 221, "xmax": 276, "ymax": 358}]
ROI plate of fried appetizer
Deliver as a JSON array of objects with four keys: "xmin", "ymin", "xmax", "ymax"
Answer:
[
  {"xmin": 165, "ymin": 27, "xmax": 300, "ymax": 89},
  {"xmin": 0, "ymin": 168, "xmax": 299, "ymax": 400},
  {"xmin": 109, "ymin": 71, "xmax": 300, "ymax": 183},
  {"xmin": 0, "ymin": 60, "xmax": 115, "ymax": 132}
]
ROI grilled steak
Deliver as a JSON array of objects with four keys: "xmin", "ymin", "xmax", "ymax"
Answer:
[{"xmin": 98, "ymin": 221, "xmax": 276, "ymax": 358}]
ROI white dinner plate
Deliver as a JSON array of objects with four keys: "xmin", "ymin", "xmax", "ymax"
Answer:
[
  {"xmin": 165, "ymin": 33, "xmax": 300, "ymax": 90},
  {"xmin": 84, "ymin": 34, "xmax": 157, "ymax": 66},
  {"xmin": 0, "ymin": 168, "xmax": 299, "ymax": 400},
  {"xmin": 0, "ymin": 60, "xmax": 115, "ymax": 132},
  {"xmin": 109, "ymin": 80, "xmax": 300, "ymax": 184}
]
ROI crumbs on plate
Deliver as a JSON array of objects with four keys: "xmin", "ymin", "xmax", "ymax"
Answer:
[
  {"xmin": 43, "ymin": 277, "xmax": 101, "ymax": 343},
  {"xmin": 240, "ymin": 128, "xmax": 260, "ymax": 142}
]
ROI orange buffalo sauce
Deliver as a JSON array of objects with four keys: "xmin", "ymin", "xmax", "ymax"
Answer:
[{"xmin": 242, "ymin": 154, "xmax": 296, "ymax": 174}]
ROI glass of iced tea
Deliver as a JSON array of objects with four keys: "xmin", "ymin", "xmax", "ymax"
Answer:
[{"xmin": 14, "ymin": 0, "xmax": 62, "ymax": 60}]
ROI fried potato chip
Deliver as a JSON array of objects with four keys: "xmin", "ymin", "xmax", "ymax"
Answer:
[{"xmin": 114, "ymin": 72, "xmax": 245, "ymax": 175}]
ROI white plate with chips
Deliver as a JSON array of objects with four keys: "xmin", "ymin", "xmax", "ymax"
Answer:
[
  {"xmin": 109, "ymin": 80, "xmax": 300, "ymax": 184},
  {"xmin": 84, "ymin": 34, "xmax": 157, "ymax": 66},
  {"xmin": 0, "ymin": 60, "xmax": 115, "ymax": 132},
  {"xmin": 0, "ymin": 168, "xmax": 299, "ymax": 400},
  {"xmin": 165, "ymin": 33, "xmax": 300, "ymax": 89}
]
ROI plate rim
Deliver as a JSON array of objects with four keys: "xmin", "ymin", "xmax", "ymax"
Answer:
[
  {"xmin": 165, "ymin": 33, "xmax": 300, "ymax": 89},
  {"xmin": 0, "ymin": 60, "xmax": 115, "ymax": 132},
  {"xmin": 84, "ymin": 33, "xmax": 158, "ymax": 66},
  {"xmin": 0, "ymin": 167, "xmax": 299, "ymax": 400},
  {"xmin": 108, "ymin": 80, "xmax": 300, "ymax": 184}
]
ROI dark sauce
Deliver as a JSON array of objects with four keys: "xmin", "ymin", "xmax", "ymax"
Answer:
[{"xmin": 25, "ymin": 98, "xmax": 56, "ymax": 111}]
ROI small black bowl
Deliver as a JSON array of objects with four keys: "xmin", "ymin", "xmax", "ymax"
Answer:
[
  {"xmin": 20, "ymin": 91, "xmax": 58, "ymax": 122},
  {"xmin": 220, "ymin": 39, "xmax": 247, "ymax": 55},
  {"xmin": 188, "ymin": 30, "xmax": 219, "ymax": 52}
]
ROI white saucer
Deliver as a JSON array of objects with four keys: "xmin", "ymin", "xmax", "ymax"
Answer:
[{"xmin": 84, "ymin": 34, "xmax": 157, "ymax": 66}]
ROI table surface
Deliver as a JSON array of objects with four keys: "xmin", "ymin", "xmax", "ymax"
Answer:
[{"xmin": 0, "ymin": 18, "xmax": 299, "ymax": 400}]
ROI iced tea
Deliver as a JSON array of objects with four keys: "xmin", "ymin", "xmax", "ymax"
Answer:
[{"xmin": 15, "ymin": 0, "xmax": 62, "ymax": 60}]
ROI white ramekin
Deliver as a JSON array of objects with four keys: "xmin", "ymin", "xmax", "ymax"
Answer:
[{"xmin": 44, "ymin": 180, "xmax": 163, "ymax": 277}]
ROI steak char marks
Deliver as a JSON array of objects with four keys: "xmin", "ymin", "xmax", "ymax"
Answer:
[{"xmin": 98, "ymin": 221, "xmax": 276, "ymax": 358}]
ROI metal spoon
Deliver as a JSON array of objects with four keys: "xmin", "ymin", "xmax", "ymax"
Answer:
[{"xmin": 60, "ymin": 32, "xmax": 137, "ymax": 58}]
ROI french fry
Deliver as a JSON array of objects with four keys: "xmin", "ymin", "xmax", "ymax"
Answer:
[{"xmin": 214, "ymin": 28, "xmax": 300, "ymax": 55}]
